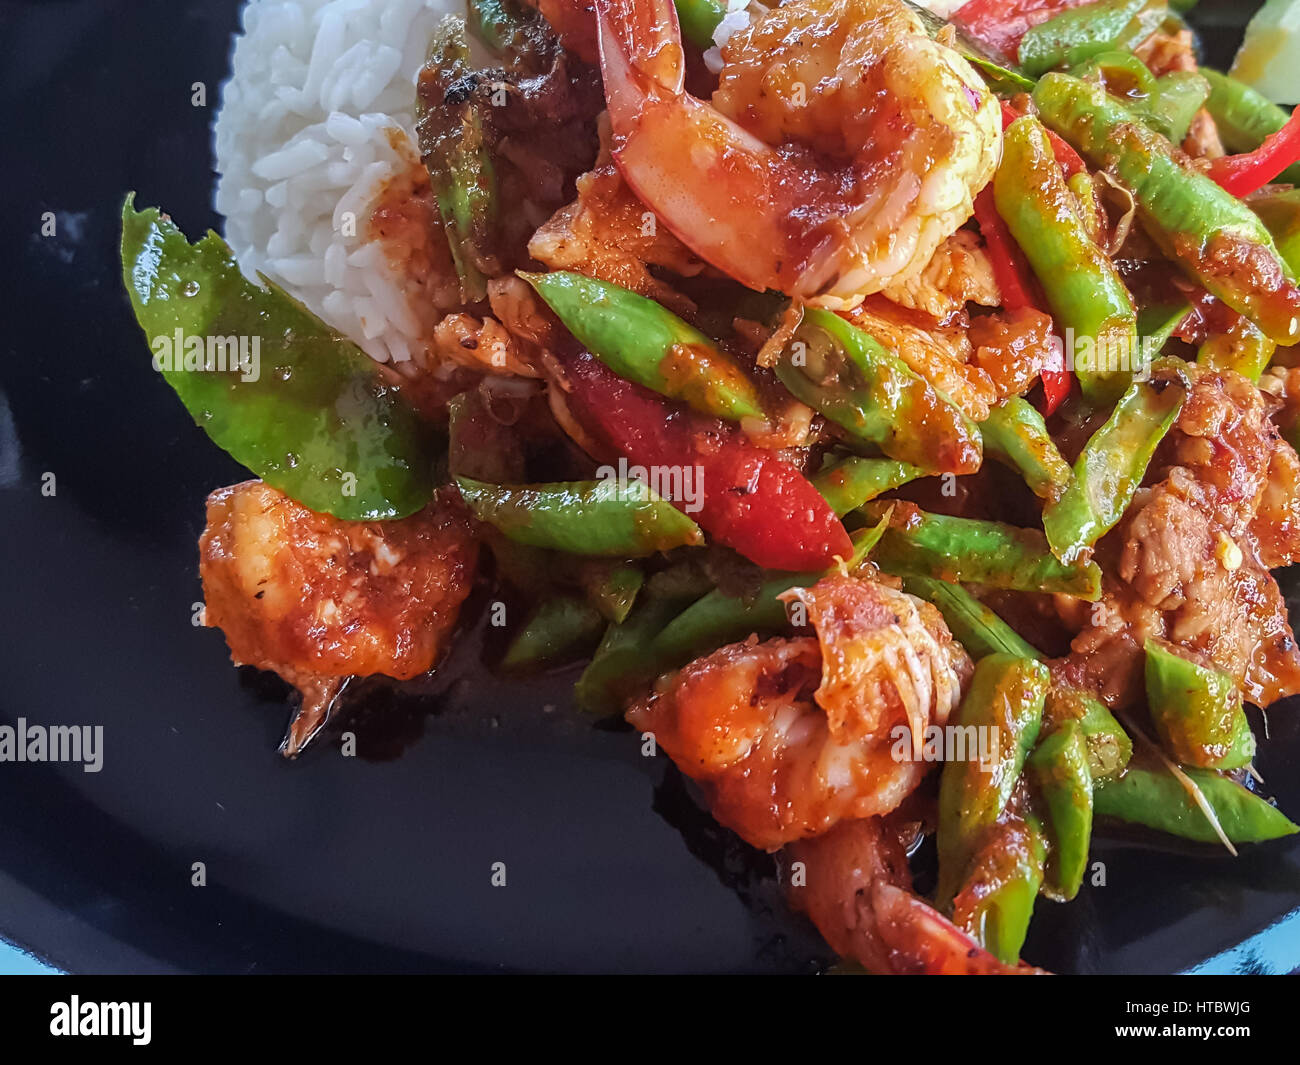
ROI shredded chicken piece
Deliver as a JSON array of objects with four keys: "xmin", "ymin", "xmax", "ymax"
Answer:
[
  {"xmin": 433, "ymin": 312, "xmax": 544, "ymax": 378},
  {"xmin": 1134, "ymin": 29, "xmax": 1197, "ymax": 77},
  {"xmin": 528, "ymin": 118, "xmax": 704, "ymax": 317},
  {"xmin": 969, "ymin": 306, "xmax": 1057, "ymax": 399},
  {"xmin": 1182, "ymin": 108, "xmax": 1226, "ymax": 160},
  {"xmin": 1055, "ymin": 368, "xmax": 1300, "ymax": 707},
  {"xmin": 878, "ymin": 230, "xmax": 1001, "ymax": 320},
  {"xmin": 627, "ymin": 575, "xmax": 972, "ymax": 850}
]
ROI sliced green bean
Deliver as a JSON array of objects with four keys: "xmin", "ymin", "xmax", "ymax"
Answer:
[
  {"xmin": 1028, "ymin": 720, "xmax": 1094, "ymax": 900},
  {"xmin": 649, "ymin": 522, "xmax": 886, "ymax": 670},
  {"xmin": 1145, "ymin": 638, "xmax": 1256, "ymax": 769},
  {"xmin": 980, "ymin": 396, "xmax": 1074, "ymax": 502},
  {"xmin": 811, "ymin": 455, "xmax": 921, "ymax": 517},
  {"xmin": 1095, "ymin": 765, "xmax": 1298, "ymax": 843},
  {"xmin": 523, "ymin": 271, "xmax": 765, "ymax": 422},
  {"xmin": 995, "ymin": 115, "xmax": 1138, "ymax": 404},
  {"xmin": 1043, "ymin": 686, "xmax": 1133, "ymax": 780},
  {"xmin": 951, "ymin": 814, "xmax": 1046, "ymax": 965},
  {"xmin": 502, "ymin": 595, "xmax": 605, "ymax": 671},
  {"xmin": 457, "ymin": 476, "xmax": 704, "ymax": 556},
  {"xmin": 864, "ymin": 503, "xmax": 1102, "ymax": 599},
  {"xmin": 937, "ymin": 654, "xmax": 1051, "ymax": 905},
  {"xmin": 898, "ymin": 576, "xmax": 1042, "ymax": 660},
  {"xmin": 1042, "ymin": 369, "xmax": 1187, "ymax": 564},
  {"xmin": 1204, "ymin": 68, "xmax": 1300, "ymax": 183},
  {"xmin": 776, "ymin": 309, "xmax": 982, "ymax": 475},
  {"xmin": 1018, "ymin": 0, "xmax": 1167, "ymax": 78},
  {"xmin": 1033, "ymin": 73, "xmax": 1300, "ymax": 345}
]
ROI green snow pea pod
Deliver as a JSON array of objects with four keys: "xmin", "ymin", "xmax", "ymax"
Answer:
[
  {"xmin": 863, "ymin": 503, "xmax": 1102, "ymax": 599},
  {"xmin": 120, "ymin": 198, "xmax": 436, "ymax": 521},
  {"xmin": 1144, "ymin": 638, "xmax": 1256, "ymax": 769},
  {"xmin": 1203, "ymin": 68, "xmax": 1300, "ymax": 184},
  {"xmin": 456, "ymin": 476, "xmax": 704, "ymax": 556},
  {"xmin": 1043, "ymin": 686, "xmax": 1133, "ymax": 780},
  {"xmin": 951, "ymin": 814, "xmax": 1046, "ymax": 965},
  {"xmin": 936, "ymin": 654, "xmax": 1051, "ymax": 905},
  {"xmin": 980, "ymin": 396, "xmax": 1074, "ymax": 502},
  {"xmin": 1028, "ymin": 720, "xmax": 1093, "ymax": 900},
  {"xmin": 811, "ymin": 455, "xmax": 922, "ymax": 517},
  {"xmin": 1018, "ymin": 0, "xmax": 1167, "ymax": 78},
  {"xmin": 775, "ymin": 309, "xmax": 983, "ymax": 475},
  {"xmin": 1033, "ymin": 73, "xmax": 1300, "ymax": 345},
  {"xmin": 1042, "ymin": 368, "xmax": 1186, "ymax": 564},
  {"xmin": 1094, "ymin": 765, "xmax": 1298, "ymax": 843},
  {"xmin": 523, "ymin": 271, "xmax": 765, "ymax": 422},
  {"xmin": 995, "ymin": 116, "xmax": 1138, "ymax": 404},
  {"xmin": 502, "ymin": 595, "xmax": 605, "ymax": 671}
]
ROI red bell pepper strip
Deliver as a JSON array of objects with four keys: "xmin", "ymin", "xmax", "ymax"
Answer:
[
  {"xmin": 952, "ymin": 0, "xmax": 1092, "ymax": 65},
  {"xmin": 974, "ymin": 182, "xmax": 1072, "ymax": 413},
  {"xmin": 1207, "ymin": 108, "xmax": 1300, "ymax": 198},
  {"xmin": 558, "ymin": 351, "xmax": 853, "ymax": 571},
  {"xmin": 1001, "ymin": 100, "xmax": 1085, "ymax": 177}
]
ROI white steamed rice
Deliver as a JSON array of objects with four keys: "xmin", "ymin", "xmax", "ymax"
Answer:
[{"xmin": 213, "ymin": 0, "xmax": 460, "ymax": 366}]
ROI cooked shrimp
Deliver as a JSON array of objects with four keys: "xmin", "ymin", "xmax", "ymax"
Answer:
[
  {"xmin": 592, "ymin": 0, "xmax": 1001, "ymax": 308},
  {"xmin": 199, "ymin": 481, "xmax": 478, "ymax": 754},
  {"xmin": 786, "ymin": 817, "xmax": 1039, "ymax": 974},
  {"xmin": 626, "ymin": 575, "xmax": 972, "ymax": 850}
]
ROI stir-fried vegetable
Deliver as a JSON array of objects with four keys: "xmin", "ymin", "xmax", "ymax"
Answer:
[
  {"xmin": 1042, "ymin": 370, "xmax": 1187, "ymax": 563},
  {"xmin": 1028, "ymin": 720, "xmax": 1093, "ymax": 899},
  {"xmin": 775, "ymin": 309, "xmax": 982, "ymax": 475},
  {"xmin": 1035, "ymin": 73, "xmax": 1300, "ymax": 345},
  {"xmin": 1204, "ymin": 68, "xmax": 1300, "ymax": 184},
  {"xmin": 121, "ymin": 198, "xmax": 436, "ymax": 521},
  {"xmin": 937, "ymin": 654, "xmax": 1051, "ymax": 904},
  {"xmin": 416, "ymin": 19, "xmax": 498, "ymax": 302},
  {"xmin": 1145, "ymin": 639, "xmax": 1256, "ymax": 770},
  {"xmin": 503, "ymin": 595, "xmax": 606, "ymax": 670},
  {"xmin": 980, "ymin": 397, "xmax": 1074, "ymax": 502},
  {"xmin": 811, "ymin": 455, "xmax": 922, "ymax": 517},
  {"xmin": 523, "ymin": 271, "xmax": 766, "ymax": 422},
  {"xmin": 996, "ymin": 116, "xmax": 1138, "ymax": 403},
  {"xmin": 1095, "ymin": 766, "xmax": 1298, "ymax": 843},
  {"xmin": 457, "ymin": 476, "xmax": 704, "ymax": 556},
  {"xmin": 1017, "ymin": 0, "xmax": 1167, "ymax": 78},
  {"xmin": 864, "ymin": 503, "xmax": 1102, "ymax": 598},
  {"xmin": 951, "ymin": 815, "xmax": 1046, "ymax": 964}
]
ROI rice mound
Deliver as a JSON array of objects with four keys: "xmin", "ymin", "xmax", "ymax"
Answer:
[{"xmin": 213, "ymin": 0, "xmax": 458, "ymax": 366}]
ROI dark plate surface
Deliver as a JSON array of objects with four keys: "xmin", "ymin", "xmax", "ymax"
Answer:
[{"xmin": 1, "ymin": 0, "xmax": 1299, "ymax": 975}]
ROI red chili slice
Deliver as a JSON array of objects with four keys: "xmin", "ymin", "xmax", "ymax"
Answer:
[{"xmin": 558, "ymin": 351, "xmax": 853, "ymax": 571}]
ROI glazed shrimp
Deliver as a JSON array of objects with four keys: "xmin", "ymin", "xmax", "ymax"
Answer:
[
  {"xmin": 786, "ymin": 818, "xmax": 1041, "ymax": 974},
  {"xmin": 592, "ymin": 0, "xmax": 1001, "ymax": 309},
  {"xmin": 626, "ymin": 575, "xmax": 972, "ymax": 850}
]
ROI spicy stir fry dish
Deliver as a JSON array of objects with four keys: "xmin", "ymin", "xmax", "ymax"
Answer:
[{"xmin": 121, "ymin": 0, "xmax": 1300, "ymax": 973}]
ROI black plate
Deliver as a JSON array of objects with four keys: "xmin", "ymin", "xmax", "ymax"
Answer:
[{"xmin": 2, "ymin": 0, "xmax": 1299, "ymax": 975}]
